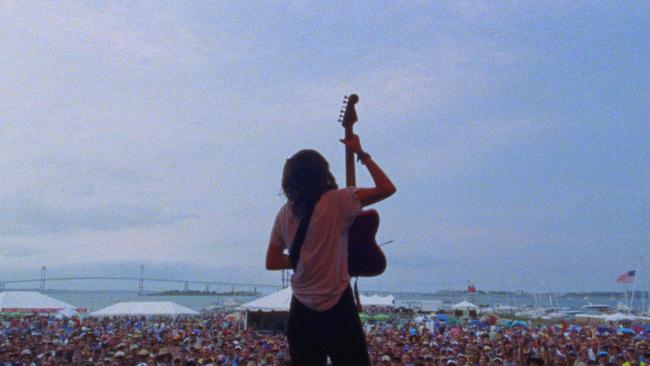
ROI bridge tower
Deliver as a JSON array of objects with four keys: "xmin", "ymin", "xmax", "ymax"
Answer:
[
  {"xmin": 183, "ymin": 281, "xmax": 189, "ymax": 292},
  {"xmin": 0, "ymin": 282, "xmax": 4, "ymax": 291},
  {"xmin": 281, "ymin": 269, "xmax": 290, "ymax": 289},
  {"xmin": 40, "ymin": 266, "xmax": 46, "ymax": 291},
  {"xmin": 138, "ymin": 265, "xmax": 144, "ymax": 293}
]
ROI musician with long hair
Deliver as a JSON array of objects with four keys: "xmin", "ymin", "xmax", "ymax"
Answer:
[{"xmin": 266, "ymin": 134, "xmax": 396, "ymax": 365}]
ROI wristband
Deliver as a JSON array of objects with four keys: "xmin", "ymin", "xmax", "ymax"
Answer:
[{"xmin": 356, "ymin": 151, "xmax": 372, "ymax": 164}]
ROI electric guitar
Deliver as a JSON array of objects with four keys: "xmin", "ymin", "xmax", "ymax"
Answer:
[{"xmin": 339, "ymin": 94, "xmax": 387, "ymax": 277}]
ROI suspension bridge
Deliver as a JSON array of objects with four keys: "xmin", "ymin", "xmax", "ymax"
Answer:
[{"xmin": 0, "ymin": 265, "xmax": 281, "ymax": 292}]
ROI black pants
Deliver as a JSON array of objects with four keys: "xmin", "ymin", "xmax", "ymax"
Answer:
[{"xmin": 287, "ymin": 286, "xmax": 370, "ymax": 366}]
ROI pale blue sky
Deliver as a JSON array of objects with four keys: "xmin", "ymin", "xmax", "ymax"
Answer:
[{"xmin": 0, "ymin": 2, "xmax": 648, "ymax": 292}]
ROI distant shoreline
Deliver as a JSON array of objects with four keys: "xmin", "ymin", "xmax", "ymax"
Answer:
[
  {"xmin": 4, "ymin": 288, "xmax": 647, "ymax": 297},
  {"xmin": 139, "ymin": 290, "xmax": 260, "ymax": 297}
]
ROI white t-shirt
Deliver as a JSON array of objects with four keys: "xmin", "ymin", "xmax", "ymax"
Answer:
[{"xmin": 269, "ymin": 187, "xmax": 361, "ymax": 311}]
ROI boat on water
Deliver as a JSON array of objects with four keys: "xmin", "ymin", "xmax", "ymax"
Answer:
[
  {"xmin": 202, "ymin": 298, "xmax": 241, "ymax": 312},
  {"xmin": 582, "ymin": 303, "xmax": 612, "ymax": 312},
  {"xmin": 514, "ymin": 306, "xmax": 576, "ymax": 321}
]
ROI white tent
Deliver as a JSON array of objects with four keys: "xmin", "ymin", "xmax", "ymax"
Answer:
[
  {"xmin": 575, "ymin": 312, "xmax": 650, "ymax": 323},
  {"xmin": 602, "ymin": 312, "xmax": 636, "ymax": 322},
  {"xmin": 90, "ymin": 301, "xmax": 199, "ymax": 317},
  {"xmin": 239, "ymin": 288, "xmax": 397, "ymax": 331},
  {"xmin": 239, "ymin": 288, "xmax": 292, "ymax": 332},
  {"xmin": 451, "ymin": 300, "xmax": 479, "ymax": 310},
  {"xmin": 0, "ymin": 291, "xmax": 86, "ymax": 314},
  {"xmin": 240, "ymin": 287, "xmax": 292, "ymax": 312},
  {"xmin": 239, "ymin": 288, "xmax": 396, "ymax": 311},
  {"xmin": 359, "ymin": 294, "xmax": 395, "ymax": 307},
  {"xmin": 55, "ymin": 307, "xmax": 80, "ymax": 319}
]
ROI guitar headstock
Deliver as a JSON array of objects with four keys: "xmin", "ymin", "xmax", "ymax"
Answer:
[{"xmin": 338, "ymin": 94, "xmax": 359, "ymax": 129}]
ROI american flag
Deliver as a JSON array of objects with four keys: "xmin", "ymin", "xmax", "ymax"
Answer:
[{"xmin": 616, "ymin": 270, "xmax": 636, "ymax": 284}]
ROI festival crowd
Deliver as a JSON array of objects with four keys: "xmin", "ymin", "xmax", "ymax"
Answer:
[{"xmin": 1, "ymin": 311, "xmax": 649, "ymax": 366}]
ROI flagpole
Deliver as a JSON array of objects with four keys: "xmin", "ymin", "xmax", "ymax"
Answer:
[
  {"xmin": 630, "ymin": 258, "xmax": 641, "ymax": 311},
  {"xmin": 628, "ymin": 284, "xmax": 633, "ymax": 311}
]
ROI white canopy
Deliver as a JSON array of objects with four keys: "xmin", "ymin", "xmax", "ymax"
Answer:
[
  {"xmin": 574, "ymin": 312, "xmax": 649, "ymax": 322},
  {"xmin": 0, "ymin": 291, "xmax": 85, "ymax": 313},
  {"xmin": 451, "ymin": 300, "xmax": 479, "ymax": 310},
  {"xmin": 240, "ymin": 288, "xmax": 292, "ymax": 312},
  {"xmin": 55, "ymin": 307, "xmax": 79, "ymax": 319},
  {"xmin": 359, "ymin": 294, "xmax": 395, "ymax": 307},
  {"xmin": 240, "ymin": 288, "xmax": 396, "ymax": 312},
  {"xmin": 602, "ymin": 312, "xmax": 636, "ymax": 322},
  {"xmin": 90, "ymin": 301, "xmax": 199, "ymax": 317}
]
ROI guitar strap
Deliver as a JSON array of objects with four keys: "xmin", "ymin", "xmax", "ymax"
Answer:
[
  {"xmin": 288, "ymin": 204, "xmax": 316, "ymax": 271},
  {"xmin": 354, "ymin": 277, "xmax": 362, "ymax": 313}
]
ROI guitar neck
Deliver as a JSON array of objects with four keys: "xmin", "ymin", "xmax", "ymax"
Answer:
[
  {"xmin": 340, "ymin": 94, "xmax": 359, "ymax": 188},
  {"xmin": 345, "ymin": 126, "xmax": 356, "ymax": 187}
]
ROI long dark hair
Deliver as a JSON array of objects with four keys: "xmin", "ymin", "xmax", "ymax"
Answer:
[{"xmin": 282, "ymin": 149, "xmax": 338, "ymax": 217}]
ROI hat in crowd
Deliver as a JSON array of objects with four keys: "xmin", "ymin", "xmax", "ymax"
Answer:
[
  {"xmin": 156, "ymin": 347, "xmax": 171, "ymax": 358},
  {"xmin": 138, "ymin": 349, "xmax": 150, "ymax": 357},
  {"xmin": 492, "ymin": 357, "xmax": 503, "ymax": 364},
  {"xmin": 114, "ymin": 351, "xmax": 125, "ymax": 359},
  {"xmin": 20, "ymin": 349, "xmax": 32, "ymax": 356},
  {"xmin": 381, "ymin": 355, "xmax": 391, "ymax": 362}
]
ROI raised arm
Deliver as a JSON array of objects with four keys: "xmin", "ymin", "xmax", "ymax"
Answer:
[{"xmin": 340, "ymin": 134, "xmax": 396, "ymax": 207}]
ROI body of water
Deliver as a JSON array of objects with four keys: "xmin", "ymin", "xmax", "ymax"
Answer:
[{"xmin": 38, "ymin": 289, "xmax": 650, "ymax": 313}]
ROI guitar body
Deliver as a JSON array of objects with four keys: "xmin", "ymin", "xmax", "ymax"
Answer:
[
  {"xmin": 339, "ymin": 94, "xmax": 387, "ymax": 278},
  {"xmin": 348, "ymin": 209, "xmax": 386, "ymax": 277}
]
